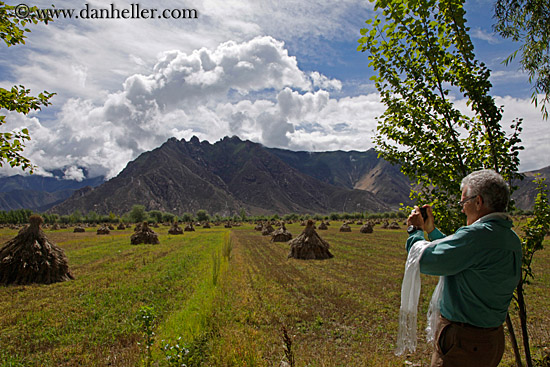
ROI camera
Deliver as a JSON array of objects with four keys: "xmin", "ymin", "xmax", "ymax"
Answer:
[{"xmin": 419, "ymin": 207, "xmax": 428, "ymax": 222}]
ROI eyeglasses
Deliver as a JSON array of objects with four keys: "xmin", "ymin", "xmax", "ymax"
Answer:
[{"xmin": 458, "ymin": 196, "xmax": 477, "ymax": 207}]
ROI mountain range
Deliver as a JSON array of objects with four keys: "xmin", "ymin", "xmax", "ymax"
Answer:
[
  {"xmin": 511, "ymin": 165, "xmax": 550, "ymax": 210},
  {"xmin": 0, "ymin": 172, "xmax": 104, "ymax": 212},
  {"xmin": 48, "ymin": 136, "xmax": 398, "ymax": 216},
  {"xmin": 2, "ymin": 136, "xmax": 547, "ymax": 215}
]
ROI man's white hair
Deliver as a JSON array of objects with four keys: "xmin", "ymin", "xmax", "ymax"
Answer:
[{"xmin": 460, "ymin": 169, "xmax": 510, "ymax": 212}]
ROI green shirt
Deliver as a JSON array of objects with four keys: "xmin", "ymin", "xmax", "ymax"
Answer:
[{"xmin": 406, "ymin": 213, "xmax": 522, "ymax": 328}]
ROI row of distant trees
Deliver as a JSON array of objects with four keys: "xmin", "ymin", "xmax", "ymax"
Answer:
[
  {"xmin": 0, "ymin": 205, "xmax": 537, "ymax": 225},
  {"xmin": 0, "ymin": 205, "xmax": 408, "ymax": 225}
]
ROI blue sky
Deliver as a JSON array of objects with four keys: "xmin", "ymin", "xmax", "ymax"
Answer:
[{"xmin": 1, "ymin": 0, "xmax": 548, "ymax": 180}]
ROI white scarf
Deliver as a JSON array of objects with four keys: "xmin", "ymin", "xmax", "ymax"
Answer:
[
  {"xmin": 395, "ymin": 238, "xmax": 446, "ymax": 356},
  {"xmin": 395, "ymin": 213, "xmax": 511, "ymax": 356}
]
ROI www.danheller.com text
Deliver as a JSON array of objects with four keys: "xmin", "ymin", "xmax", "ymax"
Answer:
[{"xmin": 14, "ymin": 3, "xmax": 199, "ymax": 20}]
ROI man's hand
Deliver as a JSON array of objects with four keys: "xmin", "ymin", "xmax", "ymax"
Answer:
[
  {"xmin": 422, "ymin": 205, "xmax": 435, "ymax": 233},
  {"xmin": 407, "ymin": 205, "xmax": 435, "ymax": 233}
]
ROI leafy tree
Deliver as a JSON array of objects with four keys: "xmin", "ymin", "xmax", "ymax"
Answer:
[
  {"xmin": 128, "ymin": 205, "xmax": 147, "ymax": 223},
  {"xmin": 0, "ymin": 2, "xmax": 55, "ymax": 172},
  {"xmin": 358, "ymin": 0, "xmax": 522, "ymax": 234},
  {"xmin": 85, "ymin": 210, "xmax": 98, "ymax": 223},
  {"xmin": 195, "ymin": 209, "xmax": 210, "ymax": 222},
  {"xmin": 161, "ymin": 212, "xmax": 175, "ymax": 223},
  {"xmin": 120, "ymin": 213, "xmax": 131, "ymax": 224},
  {"xmin": 148, "ymin": 210, "xmax": 163, "ymax": 223},
  {"xmin": 1, "ymin": 208, "xmax": 33, "ymax": 223},
  {"xmin": 511, "ymin": 176, "xmax": 550, "ymax": 367},
  {"xmin": 358, "ymin": 0, "xmax": 544, "ymax": 364},
  {"xmin": 108, "ymin": 212, "xmax": 118, "ymax": 223},
  {"xmin": 180, "ymin": 212, "xmax": 194, "ymax": 223},
  {"xmin": 69, "ymin": 210, "xmax": 82, "ymax": 223},
  {"xmin": 283, "ymin": 213, "xmax": 299, "ymax": 221},
  {"xmin": 353, "ymin": 212, "xmax": 364, "ymax": 219},
  {"xmin": 368, "ymin": 212, "xmax": 381, "ymax": 220},
  {"xmin": 340, "ymin": 212, "xmax": 351, "ymax": 220},
  {"xmin": 493, "ymin": 0, "xmax": 550, "ymax": 119}
]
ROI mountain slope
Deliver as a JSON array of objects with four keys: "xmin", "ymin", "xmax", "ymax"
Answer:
[
  {"xmin": 5, "ymin": 136, "xmax": 546, "ymax": 214},
  {"xmin": 512, "ymin": 166, "xmax": 550, "ymax": 210},
  {"xmin": 50, "ymin": 137, "xmax": 244, "ymax": 216},
  {"xmin": 50, "ymin": 136, "xmax": 390, "ymax": 216},
  {"xmin": 0, "ymin": 174, "xmax": 104, "ymax": 211},
  {"xmin": 268, "ymin": 148, "xmax": 412, "ymax": 207}
]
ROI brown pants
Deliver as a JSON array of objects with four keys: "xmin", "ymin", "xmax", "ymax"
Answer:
[{"xmin": 431, "ymin": 315, "xmax": 505, "ymax": 367}]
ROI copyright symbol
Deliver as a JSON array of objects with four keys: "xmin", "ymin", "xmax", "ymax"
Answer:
[{"xmin": 14, "ymin": 4, "xmax": 30, "ymax": 19}]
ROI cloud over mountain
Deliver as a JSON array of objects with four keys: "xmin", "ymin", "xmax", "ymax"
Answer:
[
  {"xmin": 1, "ymin": 0, "xmax": 548, "ymax": 180},
  {"xmin": 4, "ymin": 36, "xmax": 383, "ymax": 179}
]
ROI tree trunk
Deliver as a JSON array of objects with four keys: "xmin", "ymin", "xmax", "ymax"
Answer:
[
  {"xmin": 517, "ymin": 283, "xmax": 533, "ymax": 367},
  {"xmin": 506, "ymin": 312, "xmax": 523, "ymax": 367}
]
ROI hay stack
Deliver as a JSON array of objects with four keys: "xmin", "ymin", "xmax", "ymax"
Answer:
[
  {"xmin": 202, "ymin": 222, "xmax": 211, "ymax": 228},
  {"xmin": 130, "ymin": 222, "xmax": 159, "ymax": 245},
  {"xmin": 388, "ymin": 221, "xmax": 401, "ymax": 230},
  {"xmin": 254, "ymin": 223, "xmax": 263, "ymax": 231},
  {"xmin": 184, "ymin": 223, "xmax": 195, "ymax": 232},
  {"xmin": 0, "ymin": 215, "xmax": 74, "ymax": 285},
  {"xmin": 339, "ymin": 223, "xmax": 352, "ymax": 232},
  {"xmin": 271, "ymin": 225, "xmax": 292, "ymax": 242},
  {"xmin": 318, "ymin": 221, "xmax": 328, "ymax": 230},
  {"xmin": 261, "ymin": 223, "xmax": 274, "ymax": 236},
  {"xmin": 224, "ymin": 222, "xmax": 233, "ymax": 228},
  {"xmin": 117, "ymin": 223, "xmax": 126, "ymax": 230},
  {"xmin": 288, "ymin": 220, "xmax": 333, "ymax": 260},
  {"xmin": 168, "ymin": 222, "xmax": 184, "ymax": 235},
  {"xmin": 360, "ymin": 222, "xmax": 374, "ymax": 233},
  {"xmin": 97, "ymin": 225, "xmax": 110, "ymax": 235},
  {"xmin": 73, "ymin": 226, "xmax": 85, "ymax": 233},
  {"xmin": 51, "ymin": 223, "xmax": 60, "ymax": 230}
]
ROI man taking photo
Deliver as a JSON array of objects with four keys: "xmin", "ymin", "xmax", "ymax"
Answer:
[{"xmin": 406, "ymin": 169, "xmax": 522, "ymax": 367}]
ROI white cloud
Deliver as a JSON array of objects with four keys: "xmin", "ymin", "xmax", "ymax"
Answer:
[
  {"xmin": 2, "ymin": 0, "xmax": 547, "ymax": 182},
  {"xmin": 62, "ymin": 166, "xmax": 86, "ymax": 181},
  {"xmin": 5, "ymin": 36, "xmax": 358, "ymax": 178},
  {"xmin": 309, "ymin": 71, "xmax": 343, "ymax": 91},
  {"xmin": 4, "ymin": 0, "xmax": 372, "ymax": 107},
  {"xmin": 471, "ymin": 28, "xmax": 500, "ymax": 45},
  {"xmin": 496, "ymin": 96, "xmax": 550, "ymax": 172},
  {"xmin": 439, "ymin": 96, "xmax": 550, "ymax": 172}
]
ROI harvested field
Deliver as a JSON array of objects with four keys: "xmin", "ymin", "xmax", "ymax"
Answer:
[{"xmin": 0, "ymin": 222, "xmax": 548, "ymax": 366}]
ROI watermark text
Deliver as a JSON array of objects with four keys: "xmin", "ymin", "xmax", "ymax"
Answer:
[{"xmin": 14, "ymin": 3, "xmax": 198, "ymax": 20}]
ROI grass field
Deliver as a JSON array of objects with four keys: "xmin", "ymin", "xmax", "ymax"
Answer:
[{"xmin": 0, "ymin": 222, "xmax": 548, "ymax": 366}]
